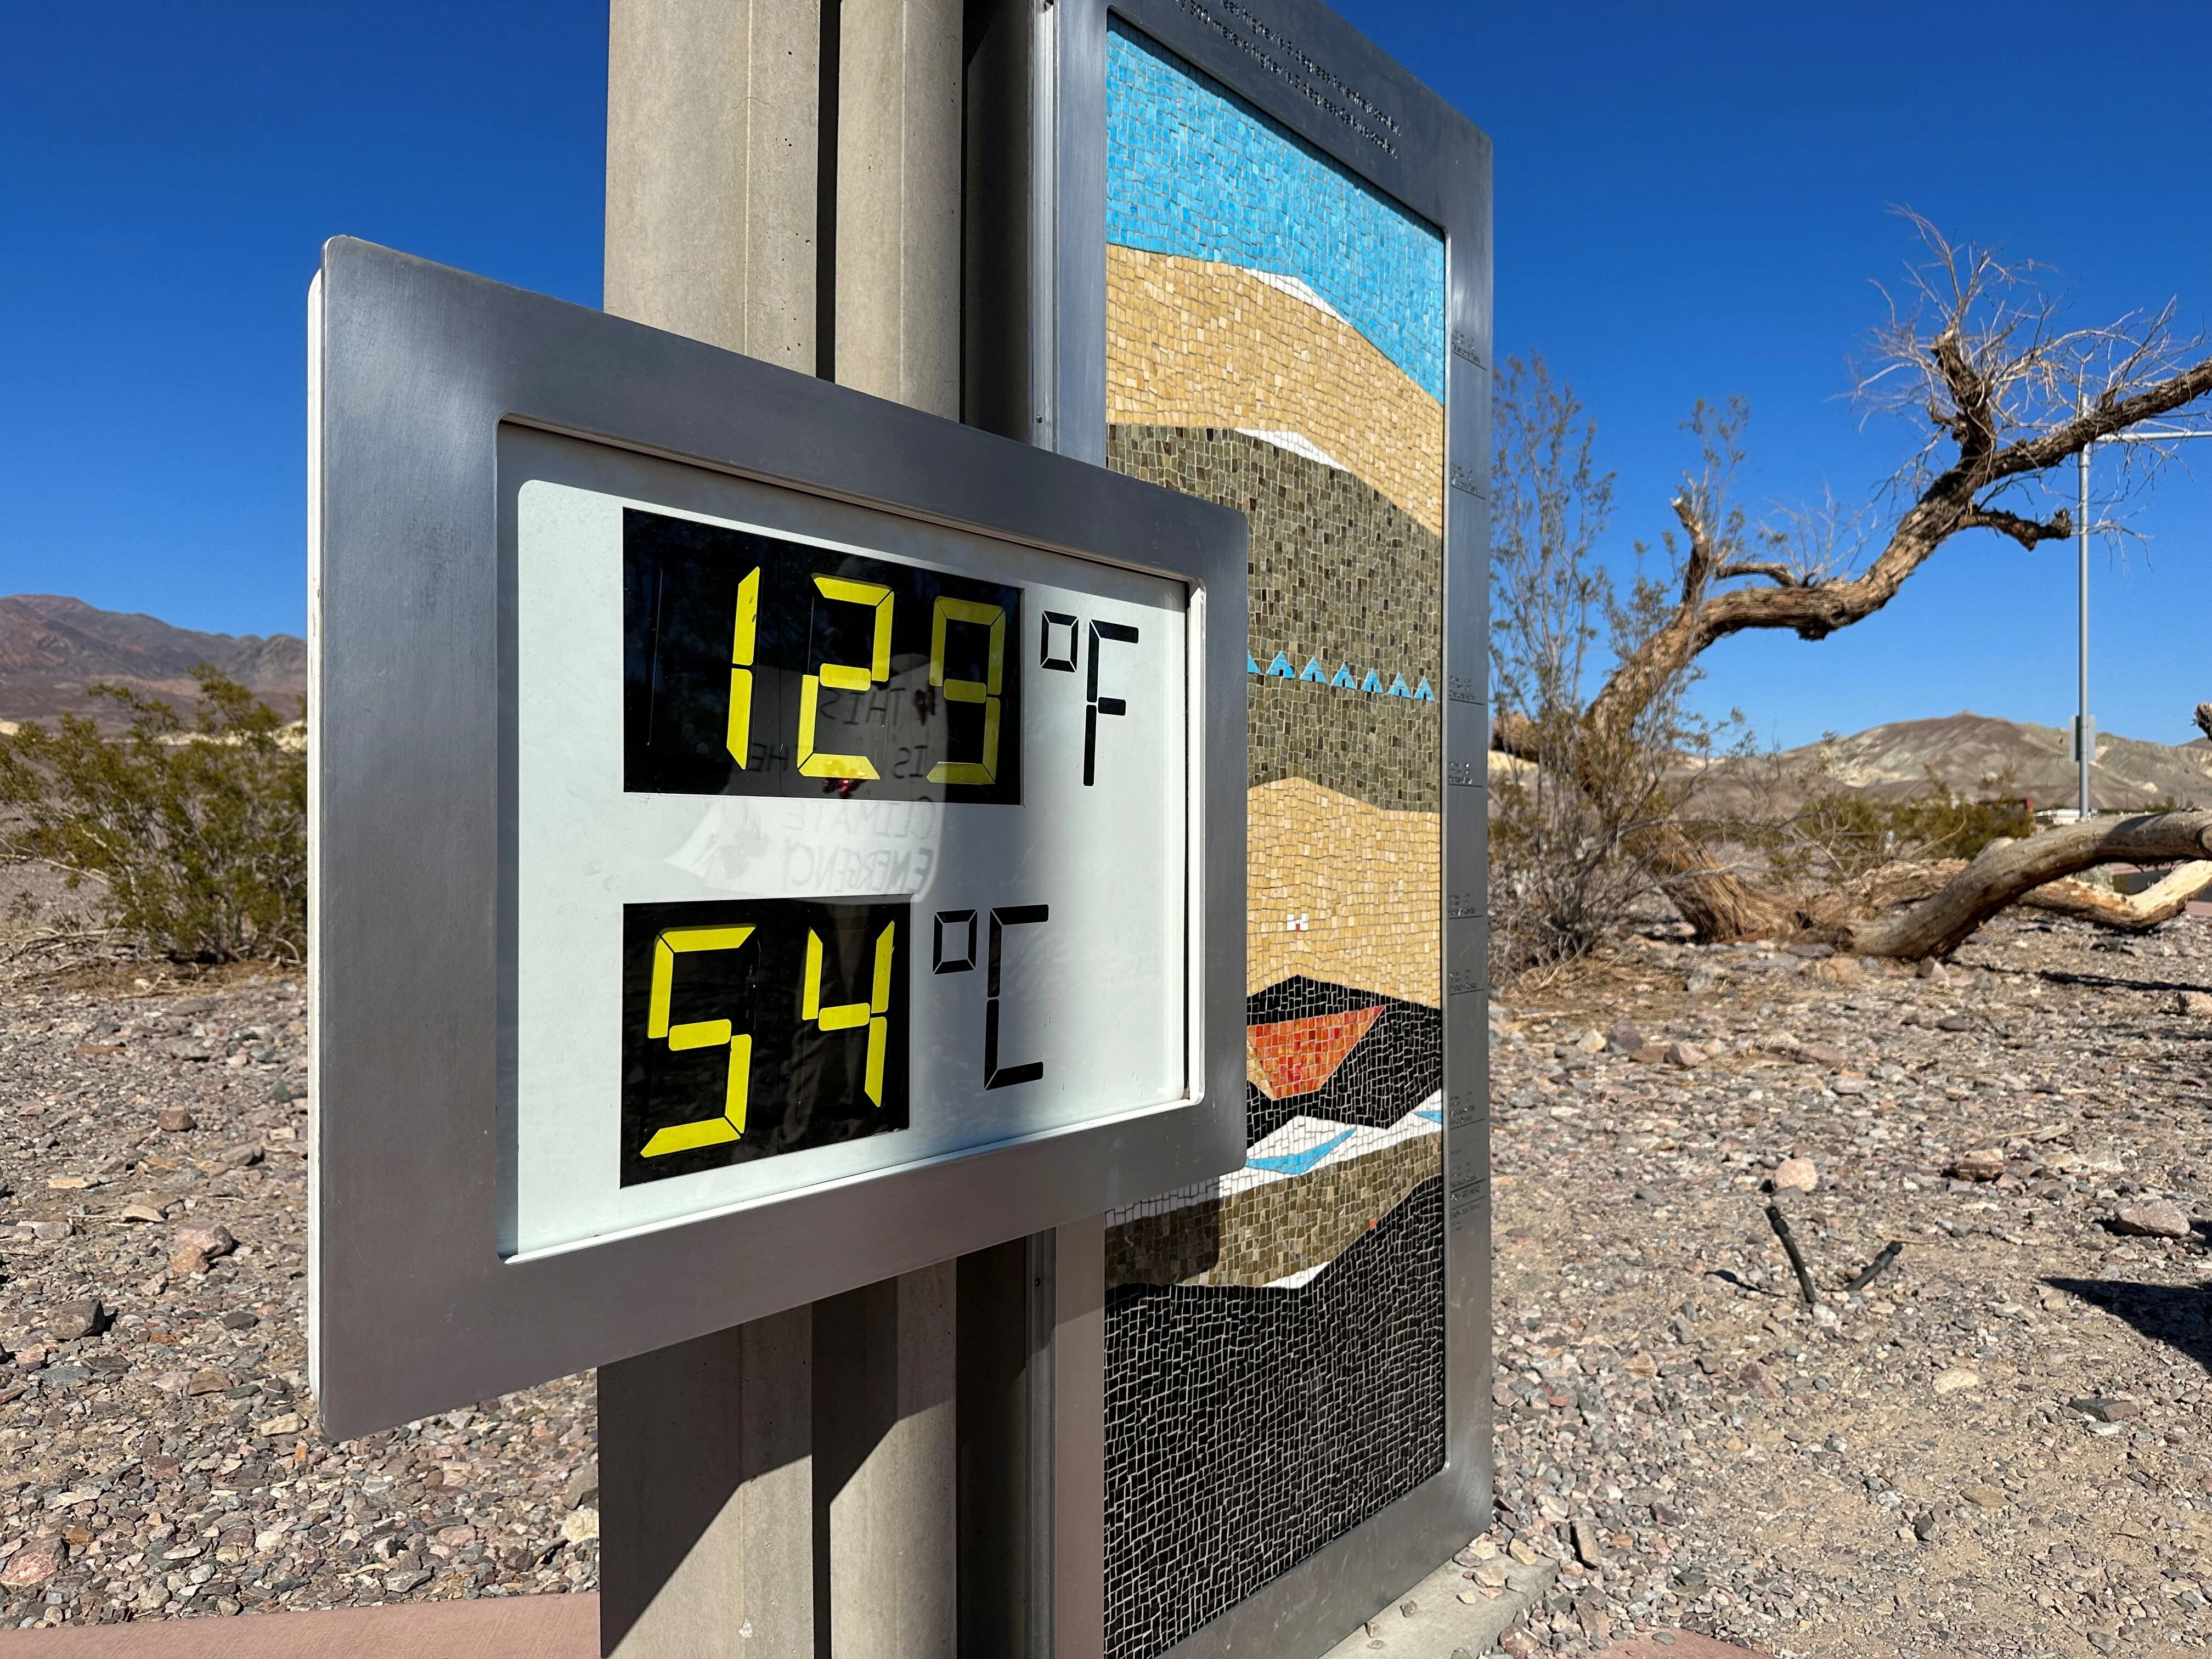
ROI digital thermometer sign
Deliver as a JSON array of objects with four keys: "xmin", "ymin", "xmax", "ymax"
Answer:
[
  {"xmin": 504, "ymin": 429, "xmax": 1192, "ymax": 1257},
  {"xmin": 307, "ymin": 239, "xmax": 1245, "ymax": 1436}
]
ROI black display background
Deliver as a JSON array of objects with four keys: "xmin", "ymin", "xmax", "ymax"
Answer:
[
  {"xmin": 620, "ymin": 896, "xmax": 911, "ymax": 1186},
  {"xmin": 624, "ymin": 508, "xmax": 1023, "ymax": 804}
]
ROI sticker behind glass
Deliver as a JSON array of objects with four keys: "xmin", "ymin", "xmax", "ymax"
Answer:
[
  {"xmin": 621, "ymin": 897, "xmax": 910, "ymax": 1186},
  {"xmin": 625, "ymin": 509, "xmax": 1022, "ymax": 803}
]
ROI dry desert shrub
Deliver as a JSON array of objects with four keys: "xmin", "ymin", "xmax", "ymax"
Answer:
[{"xmin": 0, "ymin": 670, "xmax": 304, "ymax": 961}]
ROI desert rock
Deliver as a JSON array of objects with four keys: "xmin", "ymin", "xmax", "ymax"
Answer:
[
  {"xmin": 1771, "ymin": 1156, "xmax": 1819, "ymax": 1192},
  {"xmin": 43, "ymin": 1297, "xmax": 104, "ymax": 1341},
  {"xmin": 2111, "ymin": 1199, "xmax": 2192, "ymax": 1239}
]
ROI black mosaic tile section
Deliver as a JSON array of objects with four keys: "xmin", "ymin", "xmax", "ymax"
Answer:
[
  {"xmin": 1107, "ymin": 425, "xmax": 1441, "ymax": 814},
  {"xmin": 1103, "ymin": 1177, "xmax": 1447, "ymax": 1659},
  {"xmin": 1245, "ymin": 976, "xmax": 1442, "ymax": 1147},
  {"xmin": 1245, "ymin": 973, "xmax": 1383, "ymax": 1026}
]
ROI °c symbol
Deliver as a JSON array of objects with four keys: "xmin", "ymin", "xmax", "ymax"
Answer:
[{"xmin": 933, "ymin": 909, "xmax": 978, "ymax": 974}]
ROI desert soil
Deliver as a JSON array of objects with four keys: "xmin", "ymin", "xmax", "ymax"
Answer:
[
  {"xmin": 4, "ymin": 913, "xmax": 2212, "ymax": 1654},
  {"xmin": 1487, "ymin": 912, "xmax": 2212, "ymax": 1657},
  {"xmin": 0, "ymin": 960, "xmax": 597, "ymax": 1629}
]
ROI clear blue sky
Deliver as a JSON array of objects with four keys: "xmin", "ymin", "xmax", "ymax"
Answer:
[{"xmin": 5, "ymin": 1, "xmax": 2210, "ymax": 747}]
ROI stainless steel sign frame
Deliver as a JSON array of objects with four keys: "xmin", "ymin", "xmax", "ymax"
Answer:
[
  {"xmin": 1036, "ymin": 1, "xmax": 1493, "ymax": 1652},
  {"xmin": 308, "ymin": 238, "xmax": 1248, "ymax": 1439}
]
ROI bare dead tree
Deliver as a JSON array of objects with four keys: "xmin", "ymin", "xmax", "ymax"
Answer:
[
  {"xmin": 2196, "ymin": 702, "xmax": 2212, "ymax": 742},
  {"xmin": 1494, "ymin": 215, "xmax": 2212, "ymax": 953}
]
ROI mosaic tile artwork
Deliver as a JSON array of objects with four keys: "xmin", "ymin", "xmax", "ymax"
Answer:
[
  {"xmin": 1246, "ymin": 777, "xmax": 1438, "ymax": 1006},
  {"xmin": 1105, "ymin": 28, "xmax": 1446, "ymax": 403},
  {"xmin": 1102, "ymin": 20, "xmax": 1447, "ymax": 1659},
  {"xmin": 1105, "ymin": 430, "xmax": 1440, "ymax": 815},
  {"xmin": 1107, "ymin": 269, "xmax": 1443, "ymax": 538},
  {"xmin": 1106, "ymin": 1178, "xmax": 1446, "ymax": 1656},
  {"xmin": 1244, "ymin": 977, "xmax": 1441, "ymax": 1144}
]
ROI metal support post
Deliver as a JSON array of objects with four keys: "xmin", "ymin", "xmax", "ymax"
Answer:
[
  {"xmin": 2076, "ymin": 425, "xmax": 2212, "ymax": 819},
  {"xmin": 1050, "ymin": 1216, "xmax": 1105, "ymax": 1659},
  {"xmin": 601, "ymin": 1, "xmax": 967, "ymax": 1653},
  {"xmin": 2078, "ymin": 433, "xmax": 2092, "ymax": 819}
]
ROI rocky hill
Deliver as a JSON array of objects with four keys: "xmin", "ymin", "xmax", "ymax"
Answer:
[
  {"xmin": 1683, "ymin": 710, "xmax": 2212, "ymax": 815},
  {"xmin": 1802, "ymin": 711, "xmax": 2211, "ymax": 808},
  {"xmin": 0, "ymin": 595, "xmax": 305, "ymax": 729}
]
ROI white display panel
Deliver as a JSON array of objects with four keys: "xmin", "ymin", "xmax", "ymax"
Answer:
[{"xmin": 501, "ymin": 429, "xmax": 1192, "ymax": 1257}]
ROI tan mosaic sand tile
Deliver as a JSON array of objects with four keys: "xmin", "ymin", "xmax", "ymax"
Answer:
[
  {"xmin": 1105, "ymin": 1134, "xmax": 1440, "ymax": 1288},
  {"xmin": 1107, "ymin": 246, "xmax": 1444, "ymax": 533},
  {"xmin": 1248, "ymin": 776, "xmax": 1439, "ymax": 1008}
]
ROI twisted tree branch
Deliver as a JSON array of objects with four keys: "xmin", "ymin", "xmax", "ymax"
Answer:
[
  {"xmin": 1833, "ymin": 814, "xmax": 2212, "ymax": 958},
  {"xmin": 1713, "ymin": 561, "xmax": 1803, "ymax": 586},
  {"xmin": 1957, "ymin": 505, "xmax": 2073, "ymax": 550}
]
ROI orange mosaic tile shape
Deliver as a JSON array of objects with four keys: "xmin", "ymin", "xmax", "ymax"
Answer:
[{"xmin": 1246, "ymin": 1005, "xmax": 1383, "ymax": 1101}]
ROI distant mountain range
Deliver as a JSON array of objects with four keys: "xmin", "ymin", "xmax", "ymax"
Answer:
[
  {"xmin": 1684, "ymin": 711, "xmax": 2212, "ymax": 814},
  {"xmin": 4, "ymin": 598, "xmax": 2206, "ymax": 814},
  {"xmin": 0, "ymin": 595, "xmax": 305, "ymax": 729}
]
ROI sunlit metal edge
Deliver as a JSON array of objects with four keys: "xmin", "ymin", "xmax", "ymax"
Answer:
[
  {"xmin": 308, "ymin": 238, "xmax": 1249, "ymax": 1440},
  {"xmin": 1040, "ymin": 1, "xmax": 1494, "ymax": 1652}
]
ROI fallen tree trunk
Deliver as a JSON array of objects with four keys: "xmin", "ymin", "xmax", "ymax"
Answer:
[
  {"xmin": 2016, "ymin": 860, "xmax": 2212, "ymax": 932},
  {"xmin": 1850, "ymin": 856, "xmax": 2212, "ymax": 930},
  {"xmin": 1833, "ymin": 814, "xmax": 2212, "ymax": 958},
  {"xmin": 1492, "ymin": 712, "xmax": 2212, "ymax": 951}
]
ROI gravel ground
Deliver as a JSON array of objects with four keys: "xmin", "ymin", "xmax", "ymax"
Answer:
[
  {"xmin": 8, "ymin": 910, "xmax": 2212, "ymax": 1649},
  {"xmin": 0, "ymin": 961, "xmax": 598, "ymax": 1630},
  {"xmin": 1487, "ymin": 912, "xmax": 2212, "ymax": 1657}
]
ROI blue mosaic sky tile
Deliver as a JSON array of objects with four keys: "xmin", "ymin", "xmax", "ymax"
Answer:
[{"xmin": 1105, "ymin": 20, "xmax": 1446, "ymax": 401}]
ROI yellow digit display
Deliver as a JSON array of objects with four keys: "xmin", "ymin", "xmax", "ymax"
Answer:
[
  {"xmin": 624, "ymin": 898, "xmax": 910, "ymax": 1183},
  {"xmin": 724, "ymin": 568, "xmax": 759, "ymax": 768},
  {"xmin": 639, "ymin": 924, "xmax": 756, "ymax": 1157},
  {"xmin": 803, "ymin": 922, "xmax": 898, "ymax": 1105},
  {"xmin": 624, "ymin": 511, "xmax": 1023, "ymax": 804},
  {"xmin": 798, "ymin": 577, "xmax": 893, "ymax": 779},
  {"xmin": 927, "ymin": 598, "xmax": 1006, "ymax": 785}
]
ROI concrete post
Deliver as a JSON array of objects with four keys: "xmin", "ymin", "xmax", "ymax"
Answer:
[
  {"xmin": 816, "ymin": 5, "xmax": 966, "ymax": 1652},
  {"xmin": 834, "ymin": 0, "xmax": 964, "ymax": 415},
  {"xmin": 602, "ymin": 3, "xmax": 968, "ymax": 1655},
  {"xmin": 815, "ymin": 1265, "xmax": 960, "ymax": 1657},
  {"xmin": 606, "ymin": 0, "xmax": 821, "ymax": 365},
  {"xmin": 602, "ymin": 8, "xmax": 825, "ymax": 1652},
  {"xmin": 599, "ymin": 1312, "xmax": 815, "ymax": 1659}
]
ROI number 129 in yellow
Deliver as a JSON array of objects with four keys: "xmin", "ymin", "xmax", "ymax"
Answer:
[
  {"xmin": 624, "ymin": 511, "xmax": 1023, "ymax": 804},
  {"xmin": 620, "ymin": 897, "xmax": 911, "ymax": 1186}
]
